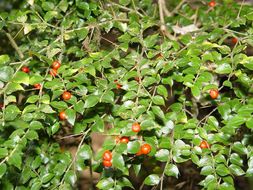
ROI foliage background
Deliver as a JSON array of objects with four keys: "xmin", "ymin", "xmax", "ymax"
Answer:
[{"xmin": 1, "ymin": 0, "xmax": 253, "ymax": 189}]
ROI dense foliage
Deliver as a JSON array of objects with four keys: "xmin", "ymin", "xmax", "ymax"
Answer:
[{"xmin": 1, "ymin": 0, "xmax": 253, "ymax": 189}]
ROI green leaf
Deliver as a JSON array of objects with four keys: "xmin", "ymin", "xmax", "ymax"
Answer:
[
  {"xmin": 0, "ymin": 66, "xmax": 14, "ymax": 82},
  {"xmin": 127, "ymin": 141, "xmax": 140, "ymax": 154},
  {"xmin": 0, "ymin": 54, "xmax": 10, "ymax": 65},
  {"xmin": 65, "ymin": 170, "xmax": 77, "ymax": 186},
  {"xmin": 5, "ymin": 105, "xmax": 20, "ymax": 121},
  {"xmin": 30, "ymin": 121, "xmax": 43, "ymax": 130},
  {"xmin": 50, "ymin": 101, "xmax": 68, "ymax": 110},
  {"xmin": 0, "ymin": 148, "xmax": 8, "ymax": 159},
  {"xmin": 157, "ymin": 85, "xmax": 168, "ymax": 98},
  {"xmin": 229, "ymin": 164, "xmax": 245, "ymax": 176},
  {"xmin": 165, "ymin": 164, "xmax": 179, "ymax": 178},
  {"xmin": 216, "ymin": 164, "xmax": 230, "ymax": 177},
  {"xmin": 84, "ymin": 95, "xmax": 99, "ymax": 108},
  {"xmin": 77, "ymin": 144, "xmax": 92, "ymax": 160},
  {"xmin": 112, "ymin": 153, "xmax": 125, "ymax": 171},
  {"xmin": 191, "ymin": 85, "xmax": 201, "ymax": 97},
  {"xmin": 0, "ymin": 163, "xmax": 7, "ymax": 178},
  {"xmin": 40, "ymin": 104, "xmax": 55, "ymax": 113},
  {"xmin": 96, "ymin": 178, "xmax": 114, "ymax": 189},
  {"xmin": 200, "ymin": 166, "xmax": 213, "ymax": 176},
  {"xmin": 119, "ymin": 0, "xmax": 131, "ymax": 6},
  {"xmin": 232, "ymin": 142, "xmax": 248, "ymax": 155},
  {"xmin": 41, "ymin": 173, "xmax": 54, "ymax": 183},
  {"xmin": 51, "ymin": 122, "xmax": 60, "ymax": 135},
  {"xmin": 26, "ymin": 95, "xmax": 39, "ymax": 103},
  {"xmin": 155, "ymin": 149, "xmax": 169, "ymax": 162},
  {"xmin": 153, "ymin": 95, "xmax": 165, "ymax": 106},
  {"xmin": 6, "ymin": 82, "xmax": 24, "ymax": 94},
  {"xmin": 65, "ymin": 109, "xmax": 76, "ymax": 125},
  {"xmin": 8, "ymin": 152, "xmax": 22, "ymax": 169},
  {"xmin": 92, "ymin": 116, "xmax": 104, "ymax": 132},
  {"xmin": 117, "ymin": 177, "xmax": 134, "ymax": 189},
  {"xmin": 215, "ymin": 63, "xmax": 232, "ymax": 74},
  {"xmin": 144, "ymin": 174, "xmax": 160, "ymax": 186},
  {"xmin": 26, "ymin": 130, "xmax": 39, "ymax": 140},
  {"xmin": 12, "ymin": 71, "xmax": 29, "ymax": 85}
]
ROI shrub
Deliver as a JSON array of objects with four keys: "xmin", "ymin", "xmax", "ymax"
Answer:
[{"xmin": 0, "ymin": 0, "xmax": 253, "ymax": 189}]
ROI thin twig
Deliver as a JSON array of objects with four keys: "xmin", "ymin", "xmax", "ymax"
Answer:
[{"xmin": 5, "ymin": 32, "xmax": 24, "ymax": 59}]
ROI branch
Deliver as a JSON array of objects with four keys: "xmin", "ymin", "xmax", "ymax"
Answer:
[{"xmin": 5, "ymin": 32, "xmax": 24, "ymax": 59}]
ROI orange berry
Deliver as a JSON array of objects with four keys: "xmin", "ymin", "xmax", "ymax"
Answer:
[
  {"xmin": 120, "ymin": 136, "xmax": 129, "ymax": 144},
  {"xmin": 102, "ymin": 150, "xmax": 112, "ymax": 161},
  {"xmin": 52, "ymin": 60, "xmax": 61, "ymax": 70},
  {"xmin": 132, "ymin": 122, "xmax": 141, "ymax": 133},
  {"xmin": 59, "ymin": 111, "xmax": 66, "ymax": 120},
  {"xmin": 232, "ymin": 37, "xmax": 238, "ymax": 44},
  {"xmin": 103, "ymin": 160, "xmax": 112, "ymax": 167},
  {"xmin": 62, "ymin": 91, "xmax": 72, "ymax": 101},
  {"xmin": 200, "ymin": 140, "xmax": 209, "ymax": 149},
  {"xmin": 33, "ymin": 83, "xmax": 41, "ymax": 90},
  {"xmin": 21, "ymin": 66, "xmax": 30, "ymax": 73},
  {"xmin": 209, "ymin": 89, "xmax": 219, "ymax": 99},
  {"xmin": 141, "ymin": 144, "xmax": 151, "ymax": 155},
  {"xmin": 208, "ymin": 1, "xmax": 216, "ymax": 7}
]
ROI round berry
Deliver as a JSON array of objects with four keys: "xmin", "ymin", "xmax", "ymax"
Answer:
[
  {"xmin": 116, "ymin": 83, "xmax": 122, "ymax": 89},
  {"xmin": 134, "ymin": 77, "xmax": 140, "ymax": 83},
  {"xmin": 141, "ymin": 144, "xmax": 151, "ymax": 155},
  {"xmin": 232, "ymin": 37, "xmax": 238, "ymax": 44},
  {"xmin": 103, "ymin": 150, "xmax": 112, "ymax": 161},
  {"xmin": 103, "ymin": 160, "xmax": 112, "ymax": 167},
  {"xmin": 50, "ymin": 68, "xmax": 58, "ymax": 77},
  {"xmin": 132, "ymin": 122, "xmax": 141, "ymax": 133},
  {"xmin": 62, "ymin": 91, "xmax": 72, "ymax": 101},
  {"xmin": 120, "ymin": 136, "xmax": 129, "ymax": 144},
  {"xmin": 200, "ymin": 140, "xmax": 209, "ymax": 149},
  {"xmin": 22, "ymin": 66, "xmax": 30, "ymax": 73},
  {"xmin": 209, "ymin": 89, "xmax": 219, "ymax": 99},
  {"xmin": 52, "ymin": 60, "xmax": 61, "ymax": 70},
  {"xmin": 59, "ymin": 111, "xmax": 66, "ymax": 120},
  {"xmin": 34, "ymin": 83, "xmax": 41, "ymax": 90},
  {"xmin": 208, "ymin": 1, "xmax": 216, "ymax": 7}
]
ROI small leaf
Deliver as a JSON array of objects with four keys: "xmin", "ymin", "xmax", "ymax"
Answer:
[
  {"xmin": 144, "ymin": 174, "xmax": 160, "ymax": 186},
  {"xmin": 165, "ymin": 164, "xmax": 180, "ymax": 178},
  {"xmin": 96, "ymin": 178, "xmax": 114, "ymax": 189}
]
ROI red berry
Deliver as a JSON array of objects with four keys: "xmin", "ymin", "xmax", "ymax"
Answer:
[
  {"xmin": 208, "ymin": 1, "xmax": 216, "ymax": 7},
  {"xmin": 103, "ymin": 150, "xmax": 112, "ymax": 161},
  {"xmin": 50, "ymin": 68, "xmax": 58, "ymax": 77},
  {"xmin": 103, "ymin": 160, "xmax": 112, "ymax": 167},
  {"xmin": 33, "ymin": 83, "xmax": 41, "ymax": 90},
  {"xmin": 134, "ymin": 77, "xmax": 140, "ymax": 83},
  {"xmin": 59, "ymin": 111, "xmax": 66, "ymax": 120},
  {"xmin": 116, "ymin": 83, "xmax": 122, "ymax": 89},
  {"xmin": 52, "ymin": 60, "xmax": 61, "ymax": 70},
  {"xmin": 21, "ymin": 66, "xmax": 30, "ymax": 73},
  {"xmin": 141, "ymin": 144, "xmax": 151, "ymax": 155},
  {"xmin": 62, "ymin": 91, "xmax": 72, "ymax": 101},
  {"xmin": 120, "ymin": 137, "xmax": 129, "ymax": 144},
  {"xmin": 209, "ymin": 89, "xmax": 219, "ymax": 99},
  {"xmin": 132, "ymin": 122, "xmax": 141, "ymax": 133},
  {"xmin": 232, "ymin": 37, "xmax": 238, "ymax": 44},
  {"xmin": 200, "ymin": 140, "xmax": 209, "ymax": 149}
]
